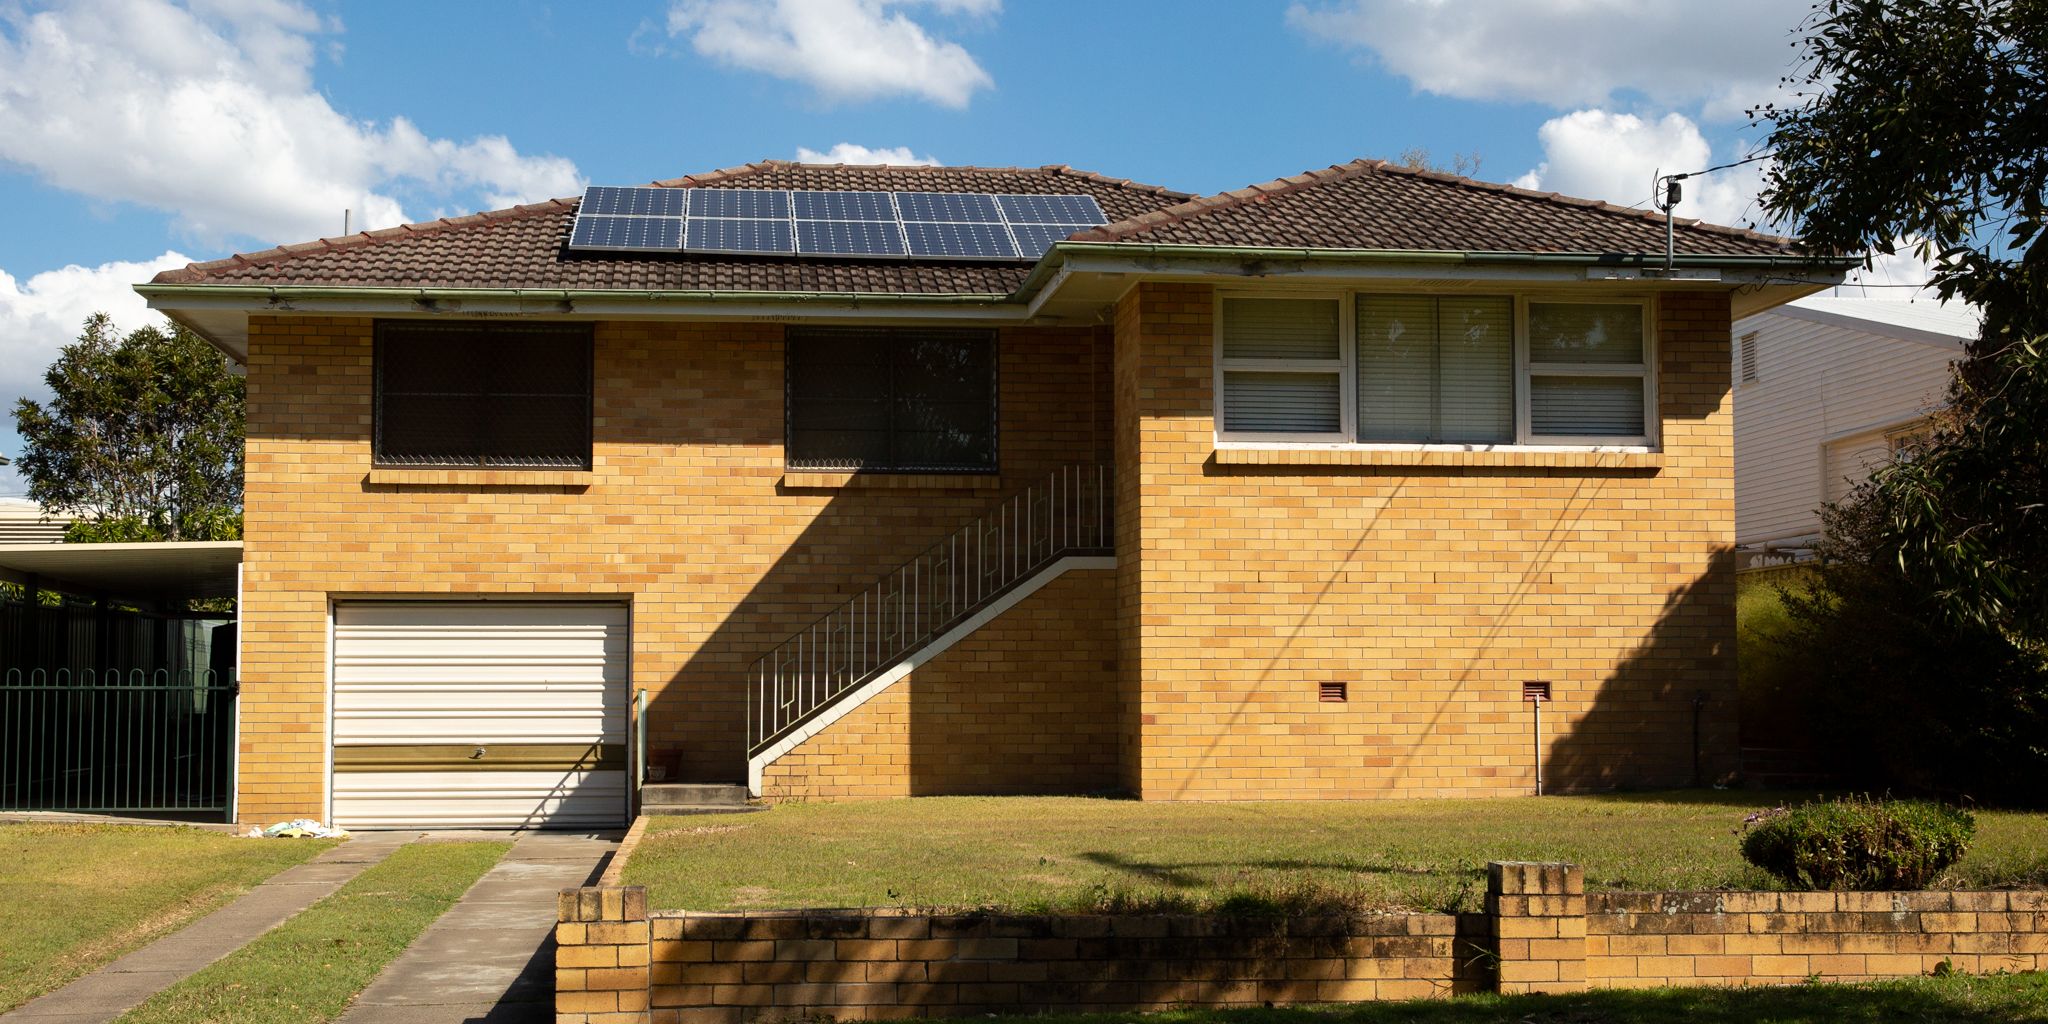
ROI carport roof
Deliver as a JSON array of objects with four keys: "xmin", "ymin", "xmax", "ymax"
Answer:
[{"xmin": 0, "ymin": 541, "xmax": 242, "ymax": 602}]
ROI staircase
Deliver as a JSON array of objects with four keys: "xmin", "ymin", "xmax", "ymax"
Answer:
[
  {"xmin": 744, "ymin": 465, "xmax": 1114, "ymax": 793},
  {"xmin": 640, "ymin": 783, "xmax": 761, "ymax": 815}
]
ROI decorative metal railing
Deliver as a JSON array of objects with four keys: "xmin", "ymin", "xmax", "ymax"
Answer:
[
  {"xmin": 747, "ymin": 464, "xmax": 1113, "ymax": 757},
  {"xmin": 1, "ymin": 668, "xmax": 237, "ymax": 816}
]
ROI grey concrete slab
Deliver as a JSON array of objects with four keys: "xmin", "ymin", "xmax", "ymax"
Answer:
[
  {"xmin": 0, "ymin": 834, "xmax": 412, "ymax": 1024},
  {"xmin": 335, "ymin": 833, "xmax": 612, "ymax": 1024}
]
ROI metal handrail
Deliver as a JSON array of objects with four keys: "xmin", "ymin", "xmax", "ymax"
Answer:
[{"xmin": 746, "ymin": 464, "xmax": 1112, "ymax": 757}]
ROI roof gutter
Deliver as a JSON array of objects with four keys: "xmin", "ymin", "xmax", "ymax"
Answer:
[{"xmin": 135, "ymin": 283, "xmax": 1013, "ymax": 306}]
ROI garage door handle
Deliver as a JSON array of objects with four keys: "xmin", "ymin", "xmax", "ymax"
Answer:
[{"xmin": 471, "ymin": 746, "xmax": 487, "ymax": 760}]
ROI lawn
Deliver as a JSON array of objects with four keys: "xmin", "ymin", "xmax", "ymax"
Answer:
[
  {"xmin": 625, "ymin": 791, "xmax": 2048, "ymax": 913},
  {"xmin": 937, "ymin": 971, "xmax": 2048, "ymax": 1024},
  {"xmin": 0, "ymin": 823, "xmax": 334, "ymax": 1013},
  {"xmin": 117, "ymin": 838, "xmax": 509, "ymax": 1024}
]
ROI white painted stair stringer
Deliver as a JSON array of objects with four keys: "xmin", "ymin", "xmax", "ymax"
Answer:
[{"xmin": 746, "ymin": 555, "xmax": 1116, "ymax": 795}]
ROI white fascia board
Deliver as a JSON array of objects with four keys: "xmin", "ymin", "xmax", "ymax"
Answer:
[{"xmin": 746, "ymin": 555, "xmax": 1115, "ymax": 795}]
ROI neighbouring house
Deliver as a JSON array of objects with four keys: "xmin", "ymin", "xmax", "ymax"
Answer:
[
  {"xmin": 1731, "ymin": 296, "xmax": 1978, "ymax": 566},
  {"xmin": 0, "ymin": 496, "xmax": 69, "ymax": 544},
  {"xmin": 137, "ymin": 159, "xmax": 1849, "ymax": 829}
]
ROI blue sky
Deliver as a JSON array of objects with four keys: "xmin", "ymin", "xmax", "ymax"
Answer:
[{"xmin": 0, "ymin": 0, "xmax": 1927, "ymax": 496}]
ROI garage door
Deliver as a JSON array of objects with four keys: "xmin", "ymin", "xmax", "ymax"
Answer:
[{"xmin": 331, "ymin": 602, "xmax": 629, "ymax": 829}]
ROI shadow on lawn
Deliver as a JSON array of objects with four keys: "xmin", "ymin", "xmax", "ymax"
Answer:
[
  {"xmin": 1076, "ymin": 851, "xmax": 1478, "ymax": 889},
  {"xmin": 952, "ymin": 974, "xmax": 2048, "ymax": 1024}
]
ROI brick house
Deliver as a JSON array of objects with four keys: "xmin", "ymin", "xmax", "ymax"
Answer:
[{"xmin": 138, "ymin": 159, "xmax": 1847, "ymax": 829}]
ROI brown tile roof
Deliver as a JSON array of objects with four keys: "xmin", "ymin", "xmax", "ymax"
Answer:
[
  {"xmin": 149, "ymin": 162, "xmax": 1195, "ymax": 294},
  {"xmin": 1074, "ymin": 159, "xmax": 1797, "ymax": 257},
  {"xmin": 150, "ymin": 158, "xmax": 1805, "ymax": 297}
]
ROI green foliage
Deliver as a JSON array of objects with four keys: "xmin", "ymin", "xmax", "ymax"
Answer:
[
  {"xmin": 1739, "ymin": 798, "xmax": 1975, "ymax": 890},
  {"xmin": 1755, "ymin": 0, "xmax": 2048, "ymax": 801},
  {"xmin": 11, "ymin": 313, "xmax": 244, "ymax": 542}
]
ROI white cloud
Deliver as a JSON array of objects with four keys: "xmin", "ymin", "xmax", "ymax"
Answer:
[
  {"xmin": 1512, "ymin": 110, "xmax": 1766, "ymax": 229},
  {"xmin": 795, "ymin": 143, "xmax": 940, "ymax": 165},
  {"xmin": 1832, "ymin": 245, "xmax": 1939, "ymax": 299},
  {"xmin": 0, "ymin": 251, "xmax": 191, "ymax": 491},
  {"xmin": 1286, "ymin": 0, "xmax": 1803, "ymax": 120},
  {"xmin": 667, "ymin": 0, "xmax": 997, "ymax": 108},
  {"xmin": 0, "ymin": 0, "xmax": 584, "ymax": 245}
]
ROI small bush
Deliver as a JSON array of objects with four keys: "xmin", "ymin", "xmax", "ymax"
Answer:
[{"xmin": 1739, "ymin": 798, "xmax": 1975, "ymax": 890}]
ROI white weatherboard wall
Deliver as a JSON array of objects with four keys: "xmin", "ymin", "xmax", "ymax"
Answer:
[
  {"xmin": 331, "ymin": 601, "xmax": 628, "ymax": 829},
  {"xmin": 1732, "ymin": 299, "xmax": 1973, "ymax": 548}
]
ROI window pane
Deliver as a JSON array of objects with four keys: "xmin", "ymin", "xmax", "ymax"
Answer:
[
  {"xmin": 1355, "ymin": 295, "xmax": 1435, "ymax": 442},
  {"xmin": 376, "ymin": 325, "xmax": 591, "ymax": 468},
  {"xmin": 377, "ymin": 394, "xmax": 485, "ymax": 466},
  {"xmin": 482, "ymin": 395, "xmax": 588, "ymax": 467},
  {"xmin": 1222, "ymin": 297, "xmax": 1340, "ymax": 360},
  {"xmin": 1437, "ymin": 297, "xmax": 1514, "ymax": 443},
  {"xmin": 786, "ymin": 327, "xmax": 997, "ymax": 471},
  {"xmin": 1222, "ymin": 371, "xmax": 1341, "ymax": 433},
  {"xmin": 1529, "ymin": 303, "xmax": 1644, "ymax": 365},
  {"xmin": 1530, "ymin": 375, "xmax": 1646, "ymax": 437}
]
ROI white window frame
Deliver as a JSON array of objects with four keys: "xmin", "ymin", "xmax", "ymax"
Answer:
[
  {"xmin": 1213, "ymin": 288, "xmax": 1659, "ymax": 451},
  {"xmin": 1520, "ymin": 297, "xmax": 1657, "ymax": 448},
  {"xmin": 1212, "ymin": 291, "xmax": 1353, "ymax": 443}
]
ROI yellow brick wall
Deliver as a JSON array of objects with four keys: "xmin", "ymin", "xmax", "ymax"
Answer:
[
  {"xmin": 1112, "ymin": 283, "xmax": 1740, "ymax": 800},
  {"xmin": 759, "ymin": 568, "xmax": 1120, "ymax": 800},
  {"xmin": 238, "ymin": 316, "xmax": 1111, "ymax": 822}
]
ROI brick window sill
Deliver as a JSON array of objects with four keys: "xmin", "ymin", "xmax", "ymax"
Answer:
[
  {"xmin": 780, "ymin": 471, "xmax": 1001, "ymax": 490},
  {"xmin": 1212, "ymin": 446, "xmax": 1663, "ymax": 470},
  {"xmin": 366, "ymin": 468, "xmax": 595, "ymax": 487}
]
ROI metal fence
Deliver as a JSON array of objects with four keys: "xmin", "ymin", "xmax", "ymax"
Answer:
[
  {"xmin": 747, "ymin": 464, "xmax": 1112, "ymax": 756},
  {"xmin": 2, "ymin": 597, "xmax": 237, "ymax": 817},
  {"xmin": 1, "ymin": 668, "xmax": 237, "ymax": 815}
]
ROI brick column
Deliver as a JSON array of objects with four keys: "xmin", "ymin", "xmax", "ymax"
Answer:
[
  {"xmin": 1488, "ymin": 861, "xmax": 1586, "ymax": 994},
  {"xmin": 557, "ymin": 885, "xmax": 651, "ymax": 1024}
]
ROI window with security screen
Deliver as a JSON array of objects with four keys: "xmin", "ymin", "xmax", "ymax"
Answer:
[
  {"xmin": 786, "ymin": 327, "xmax": 997, "ymax": 473},
  {"xmin": 374, "ymin": 323, "xmax": 594, "ymax": 469}
]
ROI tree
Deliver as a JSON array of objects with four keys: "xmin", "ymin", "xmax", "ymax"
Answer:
[
  {"xmin": 12, "ymin": 314, "xmax": 244, "ymax": 542},
  {"xmin": 1754, "ymin": 0, "xmax": 2048, "ymax": 801}
]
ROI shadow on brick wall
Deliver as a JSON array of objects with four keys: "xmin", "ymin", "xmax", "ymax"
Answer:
[{"xmin": 1544, "ymin": 550, "xmax": 1743, "ymax": 791}]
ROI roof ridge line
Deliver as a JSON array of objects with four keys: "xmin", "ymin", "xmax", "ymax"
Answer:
[{"xmin": 1081, "ymin": 157, "xmax": 1793, "ymax": 248}]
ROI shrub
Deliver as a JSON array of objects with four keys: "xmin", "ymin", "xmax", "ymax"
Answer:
[{"xmin": 1740, "ymin": 798, "xmax": 1975, "ymax": 890}]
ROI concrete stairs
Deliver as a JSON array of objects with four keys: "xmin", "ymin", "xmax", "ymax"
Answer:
[{"xmin": 640, "ymin": 783, "xmax": 763, "ymax": 816}]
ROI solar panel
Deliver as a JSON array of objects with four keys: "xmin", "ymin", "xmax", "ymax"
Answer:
[
  {"xmin": 1006, "ymin": 222, "xmax": 1094, "ymax": 254},
  {"xmin": 569, "ymin": 214, "xmax": 683, "ymax": 251},
  {"xmin": 797, "ymin": 219, "xmax": 908, "ymax": 257},
  {"xmin": 995, "ymin": 194, "xmax": 1105, "ymax": 225},
  {"xmin": 567, "ymin": 186, "xmax": 1108, "ymax": 260},
  {"xmin": 903, "ymin": 222, "xmax": 1019, "ymax": 259},
  {"xmin": 895, "ymin": 192, "xmax": 1002, "ymax": 223},
  {"xmin": 690, "ymin": 188, "xmax": 791, "ymax": 219},
  {"xmin": 792, "ymin": 190, "xmax": 895, "ymax": 221},
  {"xmin": 580, "ymin": 186, "xmax": 689, "ymax": 218}
]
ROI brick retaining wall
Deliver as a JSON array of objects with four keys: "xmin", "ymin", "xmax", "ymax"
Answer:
[{"xmin": 557, "ymin": 861, "xmax": 2048, "ymax": 1023}]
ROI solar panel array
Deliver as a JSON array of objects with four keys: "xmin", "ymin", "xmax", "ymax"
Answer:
[{"xmin": 567, "ymin": 186, "xmax": 1108, "ymax": 261}]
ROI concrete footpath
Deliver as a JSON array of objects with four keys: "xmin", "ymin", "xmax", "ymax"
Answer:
[
  {"xmin": 2, "ymin": 831, "xmax": 418, "ymax": 1024},
  {"xmin": 334, "ymin": 832, "xmax": 617, "ymax": 1024}
]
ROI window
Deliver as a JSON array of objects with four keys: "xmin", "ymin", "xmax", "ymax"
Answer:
[
  {"xmin": 374, "ymin": 322, "xmax": 593, "ymax": 468},
  {"xmin": 1525, "ymin": 302, "xmax": 1652, "ymax": 442},
  {"xmin": 1216, "ymin": 292, "xmax": 1655, "ymax": 447},
  {"xmin": 786, "ymin": 326, "xmax": 997, "ymax": 472},
  {"xmin": 1217, "ymin": 297, "xmax": 1344, "ymax": 438}
]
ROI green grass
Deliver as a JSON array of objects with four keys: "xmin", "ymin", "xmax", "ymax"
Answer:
[
  {"xmin": 1737, "ymin": 566, "xmax": 1812, "ymax": 744},
  {"xmin": 115, "ymin": 839, "xmax": 509, "ymax": 1024},
  {"xmin": 0, "ymin": 824, "xmax": 334, "ymax": 1013},
  {"xmin": 625, "ymin": 792, "xmax": 2048, "ymax": 913},
  {"xmin": 933, "ymin": 971, "xmax": 2048, "ymax": 1024}
]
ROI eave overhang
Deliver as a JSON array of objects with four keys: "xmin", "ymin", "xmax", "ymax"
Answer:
[{"xmin": 137, "ymin": 243, "xmax": 1857, "ymax": 360}]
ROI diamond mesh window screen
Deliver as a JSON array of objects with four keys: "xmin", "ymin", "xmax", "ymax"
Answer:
[
  {"xmin": 375, "ymin": 323, "xmax": 593, "ymax": 469},
  {"xmin": 786, "ymin": 327, "xmax": 997, "ymax": 472}
]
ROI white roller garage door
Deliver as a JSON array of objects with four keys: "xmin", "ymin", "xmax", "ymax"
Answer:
[{"xmin": 331, "ymin": 602, "xmax": 629, "ymax": 829}]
